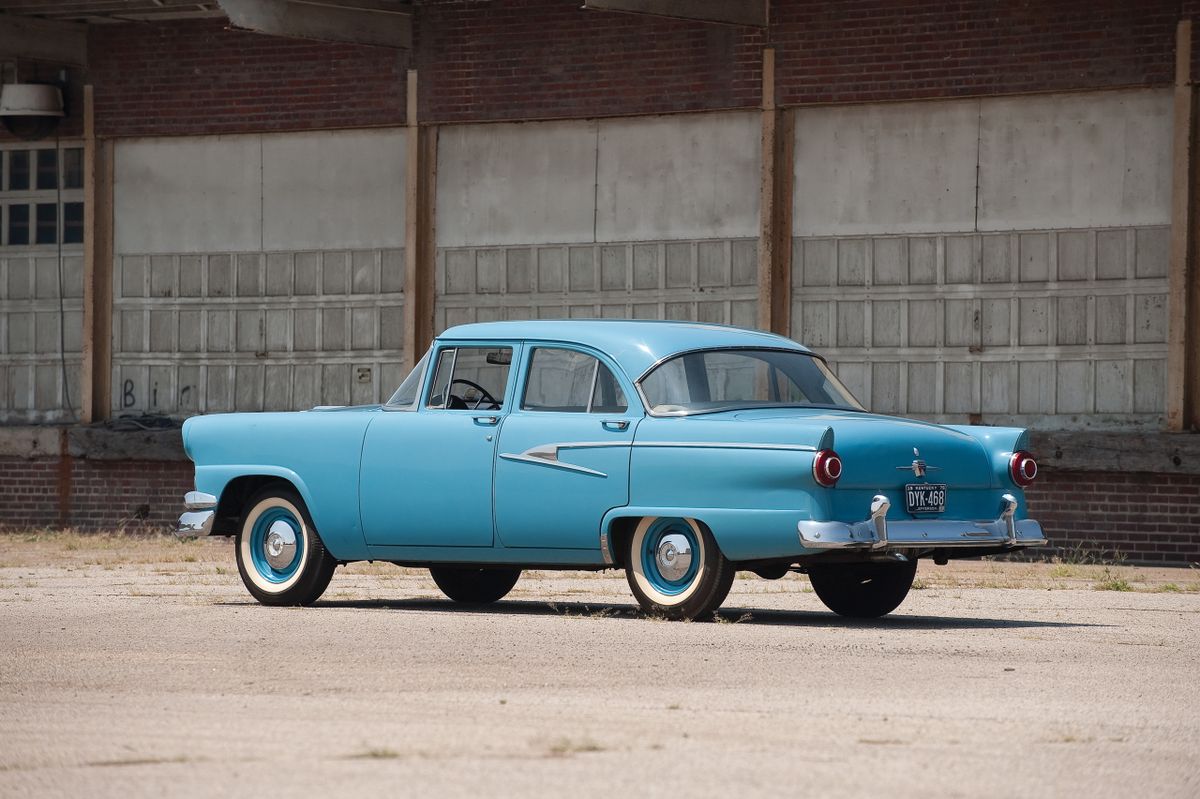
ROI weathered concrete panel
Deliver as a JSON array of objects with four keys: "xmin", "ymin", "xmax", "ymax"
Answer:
[
  {"xmin": 437, "ymin": 120, "xmax": 597, "ymax": 248},
  {"xmin": 978, "ymin": 89, "xmax": 1172, "ymax": 230},
  {"xmin": 115, "ymin": 135, "xmax": 263, "ymax": 254},
  {"xmin": 596, "ymin": 111, "xmax": 759, "ymax": 241},
  {"xmin": 263, "ymin": 129, "xmax": 406, "ymax": 251},
  {"xmin": 793, "ymin": 99, "xmax": 979, "ymax": 236}
]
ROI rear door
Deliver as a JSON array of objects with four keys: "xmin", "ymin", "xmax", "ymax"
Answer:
[{"xmin": 494, "ymin": 345, "xmax": 640, "ymax": 550}]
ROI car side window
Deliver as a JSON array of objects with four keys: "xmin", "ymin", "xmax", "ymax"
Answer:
[
  {"xmin": 522, "ymin": 348, "xmax": 627, "ymax": 413},
  {"xmin": 426, "ymin": 346, "xmax": 512, "ymax": 410}
]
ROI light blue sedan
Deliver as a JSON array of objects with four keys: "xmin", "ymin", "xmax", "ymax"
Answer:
[{"xmin": 178, "ymin": 320, "xmax": 1046, "ymax": 620}]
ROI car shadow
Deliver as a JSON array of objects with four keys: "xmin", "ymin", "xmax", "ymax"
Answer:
[{"xmin": 285, "ymin": 597, "xmax": 1106, "ymax": 630}]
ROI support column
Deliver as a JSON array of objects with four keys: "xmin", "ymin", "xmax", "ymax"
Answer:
[
  {"xmin": 81, "ymin": 85, "xmax": 113, "ymax": 423},
  {"xmin": 1168, "ymin": 20, "xmax": 1199, "ymax": 431},
  {"xmin": 757, "ymin": 47, "xmax": 794, "ymax": 336},
  {"xmin": 403, "ymin": 69, "xmax": 437, "ymax": 369}
]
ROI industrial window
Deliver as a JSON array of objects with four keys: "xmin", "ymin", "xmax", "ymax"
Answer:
[{"xmin": 0, "ymin": 144, "xmax": 84, "ymax": 248}]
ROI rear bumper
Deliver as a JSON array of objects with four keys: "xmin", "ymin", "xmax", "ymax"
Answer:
[
  {"xmin": 797, "ymin": 493, "xmax": 1046, "ymax": 551},
  {"xmin": 176, "ymin": 492, "xmax": 217, "ymax": 538}
]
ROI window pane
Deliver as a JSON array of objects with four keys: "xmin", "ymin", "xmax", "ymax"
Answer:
[
  {"xmin": 63, "ymin": 148, "xmax": 84, "ymax": 189},
  {"xmin": 387, "ymin": 351, "xmax": 428, "ymax": 408},
  {"xmin": 63, "ymin": 202, "xmax": 84, "ymax": 245},
  {"xmin": 591, "ymin": 363, "xmax": 628, "ymax": 413},
  {"xmin": 35, "ymin": 203, "xmax": 57, "ymax": 245},
  {"xmin": 426, "ymin": 349, "xmax": 457, "ymax": 408},
  {"xmin": 448, "ymin": 347, "xmax": 510, "ymax": 410},
  {"xmin": 523, "ymin": 348, "xmax": 596, "ymax": 412},
  {"xmin": 36, "ymin": 150, "xmax": 58, "ymax": 190},
  {"xmin": 8, "ymin": 204, "xmax": 29, "ymax": 245},
  {"xmin": 9, "ymin": 151, "xmax": 29, "ymax": 191}
]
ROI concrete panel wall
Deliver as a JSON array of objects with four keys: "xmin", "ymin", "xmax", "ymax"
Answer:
[
  {"xmin": 112, "ymin": 130, "xmax": 407, "ymax": 415},
  {"xmin": 437, "ymin": 112, "xmax": 760, "ymax": 249},
  {"xmin": 437, "ymin": 121, "xmax": 598, "ymax": 248},
  {"xmin": 793, "ymin": 99, "xmax": 980, "ymax": 236},
  {"xmin": 790, "ymin": 89, "xmax": 1171, "ymax": 429},
  {"xmin": 434, "ymin": 112, "xmax": 761, "ymax": 335},
  {"xmin": 978, "ymin": 91, "xmax": 1172, "ymax": 231},
  {"xmin": 262, "ymin": 129, "xmax": 407, "ymax": 251},
  {"xmin": 115, "ymin": 135, "xmax": 263, "ymax": 254},
  {"xmin": 595, "ymin": 113, "xmax": 760, "ymax": 241}
]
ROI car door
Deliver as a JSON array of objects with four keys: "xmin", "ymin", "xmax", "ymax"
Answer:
[
  {"xmin": 359, "ymin": 342, "xmax": 516, "ymax": 547},
  {"xmin": 494, "ymin": 345, "xmax": 640, "ymax": 550}
]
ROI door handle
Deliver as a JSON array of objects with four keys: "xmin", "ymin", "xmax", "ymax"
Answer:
[
  {"xmin": 473, "ymin": 416, "xmax": 499, "ymax": 426},
  {"xmin": 601, "ymin": 419, "xmax": 629, "ymax": 431}
]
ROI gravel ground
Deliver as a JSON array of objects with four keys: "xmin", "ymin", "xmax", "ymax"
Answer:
[{"xmin": 0, "ymin": 532, "xmax": 1197, "ymax": 798}]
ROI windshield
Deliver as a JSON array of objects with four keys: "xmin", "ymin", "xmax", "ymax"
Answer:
[{"xmin": 639, "ymin": 348, "xmax": 864, "ymax": 415}]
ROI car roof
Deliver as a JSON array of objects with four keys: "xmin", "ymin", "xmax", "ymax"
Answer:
[{"xmin": 436, "ymin": 319, "xmax": 812, "ymax": 379}]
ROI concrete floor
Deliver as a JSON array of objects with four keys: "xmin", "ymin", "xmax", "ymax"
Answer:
[{"xmin": 0, "ymin": 533, "xmax": 1197, "ymax": 798}]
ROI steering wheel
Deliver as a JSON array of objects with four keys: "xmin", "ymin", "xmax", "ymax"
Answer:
[{"xmin": 450, "ymin": 378, "xmax": 500, "ymax": 410}]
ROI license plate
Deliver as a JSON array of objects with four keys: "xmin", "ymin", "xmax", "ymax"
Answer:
[{"xmin": 904, "ymin": 483, "xmax": 946, "ymax": 514}]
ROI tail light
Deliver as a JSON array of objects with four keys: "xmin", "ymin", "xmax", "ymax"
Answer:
[
  {"xmin": 813, "ymin": 449, "xmax": 842, "ymax": 487},
  {"xmin": 1009, "ymin": 451, "xmax": 1038, "ymax": 487}
]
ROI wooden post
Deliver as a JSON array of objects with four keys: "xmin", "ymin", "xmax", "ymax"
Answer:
[
  {"xmin": 1168, "ymin": 20, "xmax": 1197, "ymax": 431},
  {"xmin": 81, "ymin": 85, "xmax": 113, "ymax": 423},
  {"xmin": 757, "ymin": 48, "xmax": 794, "ymax": 336},
  {"xmin": 402, "ymin": 70, "xmax": 437, "ymax": 369}
]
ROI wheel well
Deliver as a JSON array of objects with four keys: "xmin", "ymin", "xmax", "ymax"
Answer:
[
  {"xmin": 213, "ymin": 476, "xmax": 298, "ymax": 535},
  {"xmin": 607, "ymin": 516, "xmax": 720, "ymax": 568}
]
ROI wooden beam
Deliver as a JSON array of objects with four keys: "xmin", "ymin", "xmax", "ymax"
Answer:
[
  {"xmin": 757, "ymin": 48, "xmax": 793, "ymax": 336},
  {"xmin": 1167, "ymin": 19, "xmax": 1196, "ymax": 431},
  {"xmin": 217, "ymin": 0, "xmax": 411, "ymax": 49},
  {"xmin": 403, "ymin": 70, "xmax": 436, "ymax": 369},
  {"xmin": 82, "ymin": 85, "xmax": 113, "ymax": 423},
  {"xmin": 0, "ymin": 15, "xmax": 87, "ymax": 64},
  {"xmin": 584, "ymin": 0, "xmax": 767, "ymax": 27}
]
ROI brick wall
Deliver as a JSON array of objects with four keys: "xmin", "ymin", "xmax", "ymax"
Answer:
[
  {"xmin": 79, "ymin": 0, "xmax": 1196, "ymax": 136},
  {"xmin": 87, "ymin": 20, "xmax": 408, "ymax": 137},
  {"xmin": 1025, "ymin": 470, "xmax": 1200, "ymax": 564},
  {"xmin": 0, "ymin": 456, "xmax": 192, "ymax": 531}
]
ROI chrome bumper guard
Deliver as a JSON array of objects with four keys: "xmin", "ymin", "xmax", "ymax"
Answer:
[
  {"xmin": 797, "ymin": 493, "xmax": 1046, "ymax": 551},
  {"xmin": 176, "ymin": 492, "xmax": 217, "ymax": 538}
]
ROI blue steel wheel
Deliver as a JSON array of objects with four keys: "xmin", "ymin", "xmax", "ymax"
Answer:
[
  {"xmin": 235, "ymin": 486, "xmax": 337, "ymax": 606},
  {"xmin": 625, "ymin": 516, "xmax": 736, "ymax": 621}
]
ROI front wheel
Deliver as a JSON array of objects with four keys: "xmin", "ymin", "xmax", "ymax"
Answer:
[
  {"xmin": 807, "ymin": 560, "xmax": 917, "ymax": 618},
  {"xmin": 430, "ymin": 566, "xmax": 521, "ymax": 604},
  {"xmin": 235, "ymin": 486, "xmax": 337, "ymax": 606},
  {"xmin": 625, "ymin": 517, "xmax": 735, "ymax": 621}
]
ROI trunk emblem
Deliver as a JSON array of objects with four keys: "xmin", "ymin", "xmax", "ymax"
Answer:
[{"xmin": 896, "ymin": 447, "xmax": 941, "ymax": 478}]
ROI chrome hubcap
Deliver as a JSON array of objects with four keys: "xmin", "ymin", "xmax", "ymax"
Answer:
[
  {"xmin": 263, "ymin": 520, "xmax": 298, "ymax": 570},
  {"xmin": 655, "ymin": 533, "xmax": 693, "ymax": 582}
]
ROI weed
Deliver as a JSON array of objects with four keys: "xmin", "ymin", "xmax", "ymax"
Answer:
[
  {"xmin": 1048, "ymin": 564, "xmax": 1077, "ymax": 579},
  {"xmin": 214, "ymin": 566, "xmax": 228, "ymax": 576},
  {"xmin": 910, "ymin": 578, "xmax": 929, "ymax": 590},
  {"xmin": 714, "ymin": 612, "xmax": 753, "ymax": 624},
  {"xmin": 349, "ymin": 748, "xmax": 401, "ymax": 760},
  {"xmin": 1093, "ymin": 568, "xmax": 1133, "ymax": 592},
  {"xmin": 1154, "ymin": 583, "xmax": 1182, "ymax": 593}
]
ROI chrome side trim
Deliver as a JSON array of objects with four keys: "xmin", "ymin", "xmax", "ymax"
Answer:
[
  {"xmin": 499, "ymin": 444, "xmax": 608, "ymax": 477},
  {"xmin": 633, "ymin": 441, "xmax": 817, "ymax": 452},
  {"xmin": 599, "ymin": 527, "xmax": 614, "ymax": 565},
  {"xmin": 184, "ymin": 491, "xmax": 217, "ymax": 511},
  {"xmin": 177, "ymin": 509, "xmax": 215, "ymax": 538},
  {"xmin": 797, "ymin": 494, "xmax": 1046, "ymax": 551}
]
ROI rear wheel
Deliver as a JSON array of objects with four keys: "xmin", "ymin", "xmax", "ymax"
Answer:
[
  {"xmin": 807, "ymin": 560, "xmax": 917, "ymax": 618},
  {"xmin": 430, "ymin": 566, "xmax": 521, "ymax": 604},
  {"xmin": 625, "ymin": 517, "xmax": 735, "ymax": 621},
  {"xmin": 235, "ymin": 486, "xmax": 337, "ymax": 606}
]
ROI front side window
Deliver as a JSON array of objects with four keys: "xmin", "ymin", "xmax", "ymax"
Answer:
[
  {"xmin": 426, "ymin": 346, "xmax": 512, "ymax": 410},
  {"xmin": 522, "ymin": 348, "xmax": 628, "ymax": 413},
  {"xmin": 639, "ymin": 349, "xmax": 863, "ymax": 416}
]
